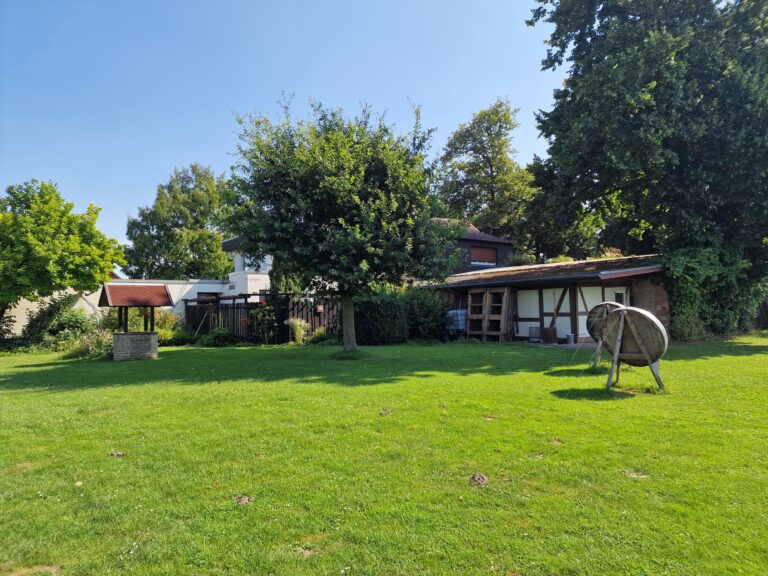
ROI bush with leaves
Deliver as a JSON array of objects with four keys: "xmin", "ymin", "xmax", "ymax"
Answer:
[
  {"xmin": 250, "ymin": 304, "xmax": 276, "ymax": 345},
  {"xmin": 157, "ymin": 327, "xmax": 193, "ymax": 346},
  {"xmin": 307, "ymin": 326, "xmax": 337, "ymax": 345},
  {"xmin": 664, "ymin": 249, "xmax": 761, "ymax": 340},
  {"xmin": 285, "ymin": 318, "xmax": 309, "ymax": 344},
  {"xmin": 402, "ymin": 288, "xmax": 447, "ymax": 340},
  {"xmin": 352, "ymin": 296, "xmax": 408, "ymax": 345},
  {"xmin": 22, "ymin": 294, "xmax": 97, "ymax": 345},
  {"xmin": 197, "ymin": 327, "xmax": 237, "ymax": 347},
  {"xmin": 62, "ymin": 329, "xmax": 113, "ymax": 360}
]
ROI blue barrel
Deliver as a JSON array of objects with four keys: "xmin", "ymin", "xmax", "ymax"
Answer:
[{"xmin": 446, "ymin": 309, "xmax": 467, "ymax": 336}]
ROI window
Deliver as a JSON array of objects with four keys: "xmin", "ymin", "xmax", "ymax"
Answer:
[
  {"xmin": 470, "ymin": 246, "xmax": 497, "ymax": 266},
  {"xmin": 614, "ymin": 292, "xmax": 625, "ymax": 305}
]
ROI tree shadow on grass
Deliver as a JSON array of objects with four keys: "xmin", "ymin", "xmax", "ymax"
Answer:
[
  {"xmin": 0, "ymin": 343, "xmax": 594, "ymax": 393},
  {"xmin": 2, "ymin": 332, "xmax": 765, "ymax": 394},
  {"xmin": 543, "ymin": 366, "xmax": 610, "ymax": 378},
  {"xmin": 550, "ymin": 388, "xmax": 636, "ymax": 401}
]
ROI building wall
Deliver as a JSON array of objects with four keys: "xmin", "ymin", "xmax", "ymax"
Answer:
[
  {"xmin": 630, "ymin": 277, "xmax": 670, "ymax": 328},
  {"xmin": 450, "ymin": 239, "xmax": 516, "ymax": 274},
  {"xmin": 452, "ymin": 277, "xmax": 667, "ymax": 343}
]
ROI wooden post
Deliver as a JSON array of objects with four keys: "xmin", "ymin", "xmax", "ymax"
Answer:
[
  {"xmin": 593, "ymin": 339, "xmax": 603, "ymax": 368},
  {"xmin": 150, "ymin": 307, "xmax": 155, "ymax": 332},
  {"xmin": 606, "ymin": 311, "xmax": 625, "ymax": 389},
  {"xmin": 143, "ymin": 307, "xmax": 149, "ymax": 332},
  {"xmin": 117, "ymin": 307, "xmax": 123, "ymax": 332},
  {"xmin": 123, "ymin": 307, "xmax": 129, "ymax": 332},
  {"xmin": 625, "ymin": 313, "xmax": 665, "ymax": 391}
]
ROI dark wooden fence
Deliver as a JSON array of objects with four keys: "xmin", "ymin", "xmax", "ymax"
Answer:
[{"xmin": 183, "ymin": 293, "xmax": 338, "ymax": 344}]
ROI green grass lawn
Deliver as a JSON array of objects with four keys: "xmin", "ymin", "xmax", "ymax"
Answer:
[{"xmin": 1, "ymin": 334, "xmax": 767, "ymax": 575}]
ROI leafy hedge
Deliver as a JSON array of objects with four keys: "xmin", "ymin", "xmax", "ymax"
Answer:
[
  {"xmin": 402, "ymin": 288, "xmax": 448, "ymax": 340},
  {"xmin": 665, "ymin": 249, "xmax": 764, "ymax": 340},
  {"xmin": 353, "ymin": 296, "xmax": 408, "ymax": 345}
]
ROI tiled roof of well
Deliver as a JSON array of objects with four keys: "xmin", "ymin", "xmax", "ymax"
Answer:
[{"xmin": 99, "ymin": 283, "xmax": 173, "ymax": 307}]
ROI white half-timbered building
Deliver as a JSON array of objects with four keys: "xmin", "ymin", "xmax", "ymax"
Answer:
[{"xmin": 444, "ymin": 255, "xmax": 669, "ymax": 343}]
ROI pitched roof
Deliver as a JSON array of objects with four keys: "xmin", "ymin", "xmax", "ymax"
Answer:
[
  {"xmin": 98, "ymin": 283, "xmax": 173, "ymax": 307},
  {"xmin": 460, "ymin": 230, "xmax": 515, "ymax": 245},
  {"xmin": 444, "ymin": 255, "xmax": 664, "ymax": 288},
  {"xmin": 221, "ymin": 237, "xmax": 242, "ymax": 252}
]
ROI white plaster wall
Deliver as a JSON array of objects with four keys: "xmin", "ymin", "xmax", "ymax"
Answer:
[
  {"xmin": 579, "ymin": 286, "xmax": 603, "ymax": 312},
  {"xmin": 542, "ymin": 288, "xmax": 570, "ymax": 313},
  {"xmin": 517, "ymin": 290, "xmax": 539, "ymax": 317},
  {"xmin": 515, "ymin": 320, "xmax": 540, "ymax": 338}
]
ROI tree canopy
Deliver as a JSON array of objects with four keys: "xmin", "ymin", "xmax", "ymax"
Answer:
[
  {"xmin": 229, "ymin": 104, "xmax": 455, "ymax": 352},
  {"xmin": 529, "ymin": 0, "xmax": 768, "ymax": 337},
  {"xmin": 438, "ymin": 98, "xmax": 538, "ymax": 247},
  {"xmin": 124, "ymin": 164, "xmax": 233, "ymax": 280},
  {"xmin": 0, "ymin": 180, "xmax": 124, "ymax": 320}
]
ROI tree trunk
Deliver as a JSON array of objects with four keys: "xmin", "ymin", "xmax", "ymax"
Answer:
[{"xmin": 340, "ymin": 293, "xmax": 358, "ymax": 353}]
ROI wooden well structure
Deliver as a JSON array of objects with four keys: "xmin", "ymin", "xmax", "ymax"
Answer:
[{"xmin": 98, "ymin": 283, "xmax": 173, "ymax": 361}]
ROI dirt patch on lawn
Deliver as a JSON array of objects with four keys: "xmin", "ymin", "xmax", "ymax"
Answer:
[
  {"xmin": 234, "ymin": 495, "xmax": 254, "ymax": 505},
  {"xmin": 293, "ymin": 546, "xmax": 317, "ymax": 558},
  {"xmin": 469, "ymin": 473, "xmax": 488, "ymax": 486},
  {"xmin": 625, "ymin": 470, "xmax": 650, "ymax": 479},
  {"xmin": 3, "ymin": 565, "xmax": 61, "ymax": 576},
  {"xmin": 13, "ymin": 462, "xmax": 36, "ymax": 474},
  {"xmin": 550, "ymin": 438, "xmax": 564, "ymax": 446}
]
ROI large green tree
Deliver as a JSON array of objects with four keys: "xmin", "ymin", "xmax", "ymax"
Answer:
[
  {"xmin": 0, "ymin": 180, "xmax": 124, "ymax": 326},
  {"xmin": 124, "ymin": 164, "xmax": 232, "ymax": 280},
  {"xmin": 230, "ymin": 104, "xmax": 454, "ymax": 352},
  {"xmin": 529, "ymin": 0, "xmax": 768, "ymax": 337},
  {"xmin": 438, "ymin": 98, "xmax": 538, "ymax": 246}
]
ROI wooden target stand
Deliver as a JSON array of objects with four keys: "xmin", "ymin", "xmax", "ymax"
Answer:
[{"xmin": 588, "ymin": 303, "xmax": 667, "ymax": 391}]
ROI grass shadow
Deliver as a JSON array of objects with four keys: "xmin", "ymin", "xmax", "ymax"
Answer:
[{"xmin": 550, "ymin": 388, "xmax": 636, "ymax": 401}]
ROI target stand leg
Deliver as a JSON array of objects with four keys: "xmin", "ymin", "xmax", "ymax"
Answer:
[
  {"xmin": 649, "ymin": 361, "xmax": 665, "ymax": 391},
  {"xmin": 593, "ymin": 339, "xmax": 603, "ymax": 368},
  {"xmin": 605, "ymin": 312, "xmax": 625, "ymax": 390}
]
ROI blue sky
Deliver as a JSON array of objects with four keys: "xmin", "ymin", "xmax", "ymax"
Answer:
[{"xmin": 1, "ymin": 0, "xmax": 564, "ymax": 243}]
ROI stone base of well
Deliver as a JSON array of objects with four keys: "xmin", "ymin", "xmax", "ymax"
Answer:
[{"xmin": 113, "ymin": 332, "xmax": 158, "ymax": 361}]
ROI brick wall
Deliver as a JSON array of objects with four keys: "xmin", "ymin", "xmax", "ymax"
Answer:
[
  {"xmin": 113, "ymin": 332, "xmax": 158, "ymax": 361},
  {"xmin": 630, "ymin": 277, "xmax": 670, "ymax": 328}
]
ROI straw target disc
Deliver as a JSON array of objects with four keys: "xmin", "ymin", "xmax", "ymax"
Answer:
[
  {"xmin": 602, "ymin": 307, "xmax": 668, "ymax": 366},
  {"xmin": 586, "ymin": 301, "xmax": 625, "ymax": 342}
]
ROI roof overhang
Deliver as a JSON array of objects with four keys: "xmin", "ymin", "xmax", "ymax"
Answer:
[
  {"xmin": 443, "ymin": 260, "xmax": 664, "ymax": 290},
  {"xmin": 99, "ymin": 283, "xmax": 174, "ymax": 307}
]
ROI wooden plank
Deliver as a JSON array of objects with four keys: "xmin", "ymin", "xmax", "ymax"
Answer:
[
  {"xmin": 569, "ymin": 284, "xmax": 578, "ymax": 337},
  {"xmin": 606, "ymin": 311, "xmax": 625, "ymax": 389},
  {"xmin": 538, "ymin": 289, "xmax": 544, "ymax": 329},
  {"xmin": 549, "ymin": 287, "xmax": 568, "ymax": 329}
]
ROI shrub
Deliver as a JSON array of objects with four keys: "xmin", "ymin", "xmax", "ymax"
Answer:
[
  {"xmin": 197, "ymin": 327, "xmax": 237, "ymax": 347},
  {"xmin": 353, "ymin": 296, "xmax": 408, "ymax": 345},
  {"xmin": 157, "ymin": 327, "xmax": 193, "ymax": 346},
  {"xmin": 307, "ymin": 326, "xmax": 338, "ymax": 345},
  {"xmin": 0, "ymin": 312, "xmax": 14, "ymax": 340},
  {"xmin": 62, "ymin": 329, "xmax": 113, "ymax": 359},
  {"xmin": 100, "ymin": 307, "xmax": 182, "ymax": 332},
  {"xmin": 285, "ymin": 318, "xmax": 309, "ymax": 344},
  {"xmin": 22, "ymin": 294, "xmax": 96, "ymax": 344},
  {"xmin": 100, "ymin": 307, "xmax": 144, "ymax": 332},
  {"xmin": 153, "ymin": 309, "xmax": 183, "ymax": 330},
  {"xmin": 250, "ymin": 304, "xmax": 276, "ymax": 345},
  {"xmin": 402, "ymin": 288, "xmax": 448, "ymax": 340}
]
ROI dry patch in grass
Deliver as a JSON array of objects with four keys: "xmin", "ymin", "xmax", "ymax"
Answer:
[
  {"xmin": 625, "ymin": 470, "xmax": 650, "ymax": 479},
  {"xmin": 2, "ymin": 565, "xmax": 61, "ymax": 576}
]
